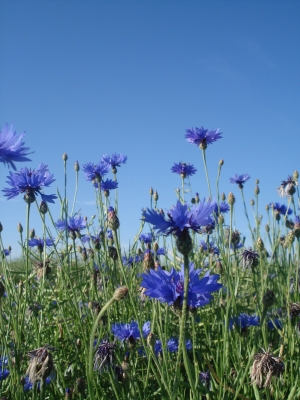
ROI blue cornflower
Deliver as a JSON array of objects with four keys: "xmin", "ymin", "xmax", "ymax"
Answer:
[
  {"xmin": 111, "ymin": 321, "xmax": 150, "ymax": 342},
  {"xmin": 3, "ymin": 164, "xmax": 57, "ymax": 204},
  {"xmin": 214, "ymin": 201, "xmax": 230, "ymax": 216},
  {"xmin": 55, "ymin": 215, "xmax": 86, "ymax": 238},
  {"xmin": 3, "ymin": 249, "xmax": 10, "ymax": 257},
  {"xmin": 139, "ymin": 232, "xmax": 155, "ymax": 244},
  {"xmin": 82, "ymin": 230, "xmax": 103, "ymax": 250},
  {"xmin": 122, "ymin": 254, "xmax": 142, "ymax": 266},
  {"xmin": 82, "ymin": 161, "xmax": 110, "ymax": 184},
  {"xmin": 267, "ymin": 318, "xmax": 283, "ymax": 330},
  {"xmin": 0, "ymin": 124, "xmax": 32, "ymax": 170},
  {"xmin": 199, "ymin": 240, "xmax": 219, "ymax": 255},
  {"xmin": 185, "ymin": 126, "xmax": 222, "ymax": 150},
  {"xmin": 229, "ymin": 313, "xmax": 260, "ymax": 331},
  {"xmin": 23, "ymin": 375, "xmax": 52, "ymax": 391},
  {"xmin": 101, "ymin": 153, "xmax": 127, "ymax": 173},
  {"xmin": 142, "ymin": 199, "xmax": 215, "ymax": 237},
  {"xmin": 141, "ymin": 263, "xmax": 222, "ymax": 308},
  {"xmin": 199, "ymin": 371, "xmax": 210, "ymax": 388},
  {"xmin": 167, "ymin": 337, "xmax": 192, "ymax": 352},
  {"xmin": 171, "ymin": 162, "xmax": 197, "ymax": 179},
  {"xmin": 229, "ymin": 174, "xmax": 250, "ymax": 188},
  {"xmin": 0, "ymin": 369, "xmax": 9, "ymax": 381},
  {"xmin": 270, "ymin": 202, "xmax": 293, "ymax": 216},
  {"xmin": 98, "ymin": 178, "xmax": 118, "ymax": 193},
  {"xmin": 28, "ymin": 238, "xmax": 54, "ymax": 249}
]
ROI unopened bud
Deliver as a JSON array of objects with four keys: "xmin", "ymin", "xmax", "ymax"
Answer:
[
  {"xmin": 195, "ymin": 193, "xmax": 199, "ymax": 204},
  {"xmin": 265, "ymin": 204, "xmax": 269, "ymax": 211},
  {"xmin": 153, "ymin": 242, "xmax": 159, "ymax": 252},
  {"xmin": 74, "ymin": 161, "xmax": 80, "ymax": 171},
  {"xmin": 254, "ymin": 185, "xmax": 260, "ymax": 195},
  {"xmin": 256, "ymin": 237, "xmax": 265, "ymax": 251},
  {"xmin": 149, "ymin": 187, "xmax": 153, "ymax": 196},
  {"xmin": 0, "ymin": 223, "xmax": 2, "ymax": 233},
  {"xmin": 293, "ymin": 170, "xmax": 299, "ymax": 180},
  {"xmin": 219, "ymin": 159, "xmax": 224, "ymax": 166},
  {"xmin": 113, "ymin": 286, "xmax": 128, "ymax": 301},
  {"xmin": 265, "ymin": 224, "xmax": 270, "ymax": 233},
  {"xmin": 39, "ymin": 201, "xmax": 48, "ymax": 215},
  {"xmin": 263, "ymin": 289, "xmax": 275, "ymax": 308},
  {"xmin": 29, "ymin": 229, "xmax": 35, "ymax": 239},
  {"xmin": 255, "ymin": 179, "xmax": 259, "ymax": 184},
  {"xmin": 147, "ymin": 332, "xmax": 156, "ymax": 348},
  {"xmin": 221, "ymin": 192, "xmax": 226, "ymax": 201},
  {"xmin": 218, "ymin": 214, "xmax": 224, "ymax": 225},
  {"xmin": 153, "ymin": 191, "xmax": 159, "ymax": 202},
  {"xmin": 250, "ymin": 199, "xmax": 255, "ymax": 206},
  {"xmin": 62, "ymin": 153, "xmax": 68, "ymax": 161},
  {"xmin": 18, "ymin": 223, "xmax": 23, "ymax": 233},
  {"xmin": 227, "ymin": 192, "xmax": 235, "ymax": 206}
]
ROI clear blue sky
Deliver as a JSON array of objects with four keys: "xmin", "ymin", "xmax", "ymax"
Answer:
[{"xmin": 0, "ymin": 0, "xmax": 299, "ymax": 257}]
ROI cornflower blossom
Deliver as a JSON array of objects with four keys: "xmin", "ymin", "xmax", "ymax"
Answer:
[
  {"xmin": 141, "ymin": 263, "xmax": 222, "ymax": 308},
  {"xmin": 199, "ymin": 371, "xmax": 210, "ymax": 388},
  {"xmin": 199, "ymin": 240, "xmax": 219, "ymax": 255},
  {"xmin": 28, "ymin": 238, "xmax": 54, "ymax": 249},
  {"xmin": 185, "ymin": 126, "xmax": 222, "ymax": 150},
  {"xmin": 97, "ymin": 178, "xmax": 118, "ymax": 192},
  {"xmin": 3, "ymin": 249, "xmax": 10, "ymax": 257},
  {"xmin": 0, "ymin": 369, "xmax": 9, "ymax": 381},
  {"xmin": 55, "ymin": 215, "xmax": 86, "ymax": 238},
  {"xmin": 122, "ymin": 254, "xmax": 142, "ymax": 266},
  {"xmin": 267, "ymin": 319, "xmax": 283, "ymax": 330},
  {"xmin": 270, "ymin": 202, "xmax": 293, "ymax": 216},
  {"xmin": 214, "ymin": 201, "xmax": 230, "ymax": 216},
  {"xmin": 81, "ymin": 230, "xmax": 103, "ymax": 250},
  {"xmin": 171, "ymin": 162, "xmax": 197, "ymax": 179},
  {"xmin": 142, "ymin": 199, "xmax": 215, "ymax": 237},
  {"xmin": 0, "ymin": 124, "xmax": 32, "ymax": 170},
  {"xmin": 111, "ymin": 321, "xmax": 151, "ymax": 342},
  {"xmin": 139, "ymin": 232, "xmax": 155, "ymax": 244},
  {"xmin": 23, "ymin": 375, "xmax": 52, "ymax": 391},
  {"xmin": 229, "ymin": 313, "xmax": 260, "ymax": 332},
  {"xmin": 82, "ymin": 161, "xmax": 110, "ymax": 184},
  {"xmin": 3, "ymin": 164, "xmax": 57, "ymax": 204},
  {"xmin": 229, "ymin": 174, "xmax": 251, "ymax": 188},
  {"xmin": 278, "ymin": 175, "xmax": 298, "ymax": 198},
  {"xmin": 101, "ymin": 153, "xmax": 127, "ymax": 173},
  {"xmin": 167, "ymin": 337, "xmax": 192, "ymax": 352}
]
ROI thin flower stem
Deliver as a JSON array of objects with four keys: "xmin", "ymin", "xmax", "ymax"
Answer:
[
  {"xmin": 202, "ymin": 149, "xmax": 212, "ymax": 198},
  {"xmin": 240, "ymin": 188, "xmax": 255, "ymax": 244},
  {"xmin": 71, "ymin": 168, "xmax": 79, "ymax": 216}
]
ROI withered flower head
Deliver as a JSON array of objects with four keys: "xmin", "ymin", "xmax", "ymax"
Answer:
[
  {"xmin": 26, "ymin": 345, "xmax": 55, "ymax": 385},
  {"xmin": 250, "ymin": 348, "xmax": 284, "ymax": 388}
]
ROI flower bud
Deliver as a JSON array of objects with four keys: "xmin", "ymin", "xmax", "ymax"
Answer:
[
  {"xmin": 219, "ymin": 159, "xmax": 224, "ymax": 166},
  {"xmin": 39, "ymin": 201, "xmax": 48, "ymax": 215},
  {"xmin": 265, "ymin": 224, "xmax": 270, "ymax": 233},
  {"xmin": 293, "ymin": 170, "xmax": 299, "ymax": 180},
  {"xmin": 195, "ymin": 192, "xmax": 199, "ymax": 204},
  {"xmin": 113, "ymin": 286, "xmax": 128, "ymax": 301},
  {"xmin": 218, "ymin": 214, "xmax": 224, "ymax": 225},
  {"xmin": 227, "ymin": 192, "xmax": 235, "ymax": 205},
  {"xmin": 0, "ymin": 223, "xmax": 2, "ymax": 233},
  {"xmin": 256, "ymin": 237, "xmax": 265, "ymax": 251},
  {"xmin": 153, "ymin": 191, "xmax": 159, "ymax": 202},
  {"xmin": 254, "ymin": 185, "xmax": 260, "ymax": 195},
  {"xmin": 62, "ymin": 153, "xmax": 68, "ymax": 161},
  {"xmin": 263, "ymin": 289, "xmax": 275, "ymax": 308},
  {"xmin": 149, "ymin": 187, "xmax": 153, "ymax": 196},
  {"xmin": 30, "ymin": 229, "xmax": 35, "ymax": 239},
  {"xmin": 18, "ymin": 223, "xmax": 23, "ymax": 233},
  {"xmin": 147, "ymin": 332, "xmax": 156, "ymax": 348},
  {"xmin": 250, "ymin": 199, "xmax": 255, "ymax": 206},
  {"xmin": 221, "ymin": 192, "xmax": 226, "ymax": 201},
  {"xmin": 74, "ymin": 161, "xmax": 80, "ymax": 171},
  {"xmin": 265, "ymin": 204, "xmax": 269, "ymax": 211},
  {"xmin": 255, "ymin": 179, "xmax": 259, "ymax": 184}
]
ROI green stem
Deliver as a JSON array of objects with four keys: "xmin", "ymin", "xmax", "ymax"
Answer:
[{"xmin": 202, "ymin": 149, "xmax": 212, "ymax": 198}]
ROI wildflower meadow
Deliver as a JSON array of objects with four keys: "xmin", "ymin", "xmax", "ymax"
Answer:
[{"xmin": 0, "ymin": 123, "xmax": 300, "ymax": 400}]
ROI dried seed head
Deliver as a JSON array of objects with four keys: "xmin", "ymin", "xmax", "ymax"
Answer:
[
  {"xmin": 26, "ymin": 345, "xmax": 55, "ymax": 384},
  {"xmin": 250, "ymin": 348, "xmax": 284, "ymax": 388}
]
